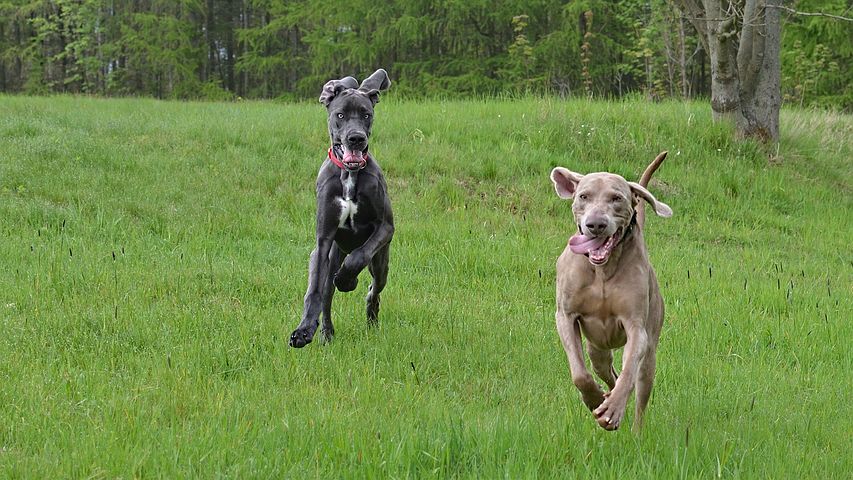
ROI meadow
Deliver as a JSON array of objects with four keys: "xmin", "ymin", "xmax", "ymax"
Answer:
[{"xmin": 0, "ymin": 95, "xmax": 850, "ymax": 478}]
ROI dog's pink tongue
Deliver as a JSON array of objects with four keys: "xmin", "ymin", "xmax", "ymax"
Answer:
[
  {"xmin": 569, "ymin": 234, "xmax": 608, "ymax": 254},
  {"xmin": 343, "ymin": 150, "xmax": 363, "ymax": 165}
]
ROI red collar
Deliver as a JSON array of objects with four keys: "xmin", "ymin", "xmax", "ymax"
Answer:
[{"xmin": 328, "ymin": 147, "xmax": 368, "ymax": 171}]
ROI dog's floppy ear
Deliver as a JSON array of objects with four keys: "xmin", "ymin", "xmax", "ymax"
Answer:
[
  {"xmin": 550, "ymin": 167, "xmax": 584, "ymax": 199},
  {"xmin": 628, "ymin": 182, "xmax": 673, "ymax": 217},
  {"xmin": 319, "ymin": 76, "xmax": 359, "ymax": 107},
  {"xmin": 358, "ymin": 69, "xmax": 391, "ymax": 105}
]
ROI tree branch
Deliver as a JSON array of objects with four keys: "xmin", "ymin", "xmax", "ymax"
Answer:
[{"xmin": 767, "ymin": 4, "xmax": 853, "ymax": 23}]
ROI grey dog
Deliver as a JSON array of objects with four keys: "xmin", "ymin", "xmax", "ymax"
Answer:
[{"xmin": 289, "ymin": 69, "xmax": 394, "ymax": 348}]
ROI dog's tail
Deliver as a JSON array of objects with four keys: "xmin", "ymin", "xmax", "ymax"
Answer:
[{"xmin": 636, "ymin": 151, "xmax": 667, "ymax": 228}]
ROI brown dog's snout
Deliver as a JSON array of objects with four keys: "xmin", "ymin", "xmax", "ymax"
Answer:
[{"xmin": 584, "ymin": 214, "xmax": 609, "ymax": 236}]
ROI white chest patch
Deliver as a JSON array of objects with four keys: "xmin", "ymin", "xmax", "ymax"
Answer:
[{"xmin": 337, "ymin": 197, "xmax": 358, "ymax": 228}]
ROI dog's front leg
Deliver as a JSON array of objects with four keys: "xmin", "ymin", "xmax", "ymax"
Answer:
[
  {"xmin": 593, "ymin": 321, "xmax": 648, "ymax": 430},
  {"xmin": 334, "ymin": 220, "xmax": 393, "ymax": 291},
  {"xmin": 556, "ymin": 310, "xmax": 605, "ymax": 411},
  {"xmin": 291, "ymin": 177, "xmax": 343, "ymax": 348},
  {"xmin": 290, "ymin": 237, "xmax": 335, "ymax": 347}
]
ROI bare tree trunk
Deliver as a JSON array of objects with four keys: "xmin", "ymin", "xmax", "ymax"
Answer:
[
  {"xmin": 662, "ymin": 17, "xmax": 675, "ymax": 98},
  {"xmin": 226, "ymin": 6, "xmax": 235, "ymax": 93},
  {"xmin": 0, "ymin": 23, "xmax": 5, "ymax": 91},
  {"xmin": 240, "ymin": 0, "xmax": 248, "ymax": 97},
  {"xmin": 677, "ymin": 0, "xmax": 781, "ymax": 143},
  {"xmin": 262, "ymin": 11, "xmax": 269, "ymax": 97},
  {"xmin": 702, "ymin": 0, "xmax": 741, "ymax": 122},
  {"xmin": 205, "ymin": 0, "xmax": 214, "ymax": 83},
  {"xmin": 13, "ymin": 17, "xmax": 22, "ymax": 91},
  {"xmin": 679, "ymin": 16, "xmax": 688, "ymax": 98},
  {"xmin": 736, "ymin": 0, "xmax": 781, "ymax": 141}
]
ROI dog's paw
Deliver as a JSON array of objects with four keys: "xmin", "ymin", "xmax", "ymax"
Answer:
[
  {"xmin": 366, "ymin": 305, "xmax": 379, "ymax": 326},
  {"xmin": 320, "ymin": 328, "xmax": 335, "ymax": 344},
  {"xmin": 576, "ymin": 377, "xmax": 606, "ymax": 411},
  {"xmin": 289, "ymin": 328, "xmax": 314, "ymax": 348},
  {"xmin": 334, "ymin": 272, "xmax": 359, "ymax": 292},
  {"xmin": 580, "ymin": 389, "xmax": 605, "ymax": 411},
  {"xmin": 593, "ymin": 395, "xmax": 627, "ymax": 431}
]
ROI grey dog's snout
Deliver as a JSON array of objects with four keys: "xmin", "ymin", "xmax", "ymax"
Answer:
[
  {"xmin": 584, "ymin": 215, "xmax": 609, "ymax": 236},
  {"xmin": 347, "ymin": 132, "xmax": 367, "ymax": 146}
]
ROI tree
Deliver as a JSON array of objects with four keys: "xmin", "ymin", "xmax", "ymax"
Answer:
[
  {"xmin": 780, "ymin": 0, "xmax": 852, "ymax": 108},
  {"xmin": 677, "ymin": 0, "xmax": 782, "ymax": 143},
  {"xmin": 0, "ymin": 0, "xmax": 846, "ymax": 106}
]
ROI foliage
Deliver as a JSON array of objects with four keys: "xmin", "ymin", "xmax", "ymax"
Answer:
[
  {"xmin": 500, "ymin": 14, "xmax": 538, "ymax": 91},
  {"xmin": 783, "ymin": 41, "xmax": 839, "ymax": 107},
  {"xmin": 0, "ymin": 1, "xmax": 849, "ymax": 106},
  {"xmin": 781, "ymin": 0, "xmax": 852, "ymax": 109}
]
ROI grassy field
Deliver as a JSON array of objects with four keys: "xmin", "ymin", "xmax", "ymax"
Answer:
[{"xmin": 0, "ymin": 94, "xmax": 851, "ymax": 478}]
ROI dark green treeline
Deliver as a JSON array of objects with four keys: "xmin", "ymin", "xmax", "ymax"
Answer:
[{"xmin": 0, "ymin": 0, "xmax": 849, "ymax": 108}]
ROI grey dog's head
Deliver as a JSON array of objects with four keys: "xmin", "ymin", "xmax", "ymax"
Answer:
[{"xmin": 319, "ymin": 69, "xmax": 391, "ymax": 168}]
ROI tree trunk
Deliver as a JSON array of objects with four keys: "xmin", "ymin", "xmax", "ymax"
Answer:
[
  {"xmin": 736, "ymin": 0, "xmax": 781, "ymax": 142},
  {"xmin": 662, "ymin": 18, "xmax": 675, "ymax": 98},
  {"xmin": 677, "ymin": 0, "xmax": 781, "ymax": 143},
  {"xmin": 702, "ymin": 0, "xmax": 741, "ymax": 122},
  {"xmin": 205, "ymin": 0, "xmax": 214, "ymax": 83},
  {"xmin": 226, "ymin": 9, "xmax": 235, "ymax": 93},
  {"xmin": 240, "ymin": 0, "xmax": 248, "ymax": 97},
  {"xmin": 679, "ymin": 16, "xmax": 688, "ymax": 98},
  {"xmin": 0, "ymin": 23, "xmax": 5, "ymax": 91}
]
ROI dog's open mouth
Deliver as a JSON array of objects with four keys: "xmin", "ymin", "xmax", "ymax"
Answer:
[
  {"xmin": 341, "ymin": 148, "xmax": 367, "ymax": 170},
  {"xmin": 569, "ymin": 227, "xmax": 624, "ymax": 266}
]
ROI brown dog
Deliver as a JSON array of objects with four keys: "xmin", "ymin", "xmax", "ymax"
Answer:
[{"xmin": 550, "ymin": 152, "xmax": 672, "ymax": 431}]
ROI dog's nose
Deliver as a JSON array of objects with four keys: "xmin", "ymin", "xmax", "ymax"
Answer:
[
  {"xmin": 347, "ymin": 133, "xmax": 366, "ymax": 145},
  {"xmin": 585, "ymin": 218, "xmax": 608, "ymax": 236}
]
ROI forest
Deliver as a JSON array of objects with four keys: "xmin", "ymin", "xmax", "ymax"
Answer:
[{"xmin": 0, "ymin": 0, "xmax": 850, "ymax": 109}]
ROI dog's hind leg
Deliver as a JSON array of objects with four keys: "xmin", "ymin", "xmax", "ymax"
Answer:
[
  {"xmin": 588, "ymin": 344, "xmax": 618, "ymax": 391},
  {"xmin": 320, "ymin": 244, "xmax": 344, "ymax": 343},
  {"xmin": 365, "ymin": 243, "xmax": 389, "ymax": 326},
  {"xmin": 633, "ymin": 347, "xmax": 657, "ymax": 431}
]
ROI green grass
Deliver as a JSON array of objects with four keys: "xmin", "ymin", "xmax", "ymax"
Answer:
[{"xmin": 0, "ymin": 95, "xmax": 851, "ymax": 478}]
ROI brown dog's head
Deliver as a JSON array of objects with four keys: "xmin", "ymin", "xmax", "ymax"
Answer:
[{"xmin": 550, "ymin": 168, "xmax": 672, "ymax": 265}]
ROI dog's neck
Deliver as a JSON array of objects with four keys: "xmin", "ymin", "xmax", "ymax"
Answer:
[
  {"xmin": 339, "ymin": 168, "xmax": 358, "ymax": 203},
  {"xmin": 622, "ymin": 211, "xmax": 638, "ymax": 244}
]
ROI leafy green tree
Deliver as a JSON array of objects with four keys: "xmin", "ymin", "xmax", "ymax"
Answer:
[
  {"xmin": 0, "ymin": 0, "xmax": 845, "ymax": 110},
  {"xmin": 781, "ymin": 0, "xmax": 851, "ymax": 108}
]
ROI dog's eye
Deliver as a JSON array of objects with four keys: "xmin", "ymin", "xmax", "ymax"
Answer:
[
  {"xmin": 610, "ymin": 195, "xmax": 622, "ymax": 203},
  {"xmin": 578, "ymin": 194, "xmax": 588, "ymax": 201},
  {"xmin": 337, "ymin": 113, "xmax": 344, "ymax": 119},
  {"xmin": 363, "ymin": 114, "xmax": 371, "ymax": 120}
]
